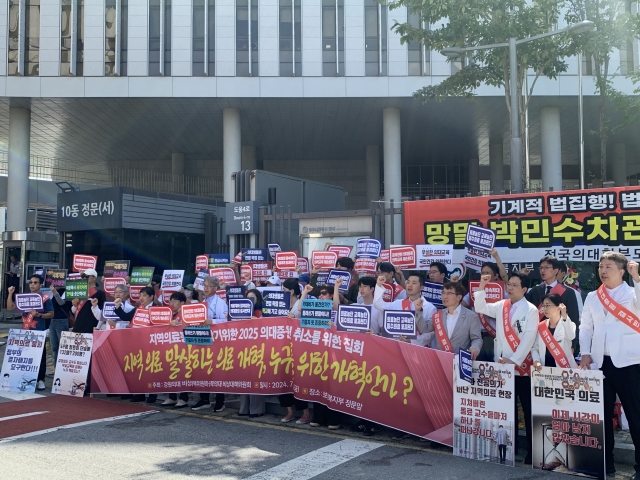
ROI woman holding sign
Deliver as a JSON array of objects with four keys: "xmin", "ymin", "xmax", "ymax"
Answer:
[{"xmin": 532, "ymin": 294, "xmax": 577, "ymax": 370}]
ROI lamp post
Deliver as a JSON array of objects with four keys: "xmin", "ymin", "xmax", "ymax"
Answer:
[{"xmin": 441, "ymin": 20, "xmax": 595, "ymax": 194}]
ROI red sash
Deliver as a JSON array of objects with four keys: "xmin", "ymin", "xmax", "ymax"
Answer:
[
  {"xmin": 478, "ymin": 314, "xmax": 496, "ymax": 338},
  {"xmin": 502, "ymin": 300, "xmax": 534, "ymax": 376},
  {"xmin": 76, "ymin": 288, "xmax": 98, "ymax": 318},
  {"xmin": 537, "ymin": 321, "xmax": 572, "ymax": 368},
  {"xmin": 401, "ymin": 299, "xmax": 412, "ymax": 311},
  {"xmin": 596, "ymin": 285, "xmax": 640, "ymax": 334},
  {"xmin": 22, "ymin": 293, "xmax": 50, "ymax": 330},
  {"xmin": 538, "ymin": 284, "xmax": 567, "ymax": 320},
  {"xmin": 432, "ymin": 309, "xmax": 454, "ymax": 352}
]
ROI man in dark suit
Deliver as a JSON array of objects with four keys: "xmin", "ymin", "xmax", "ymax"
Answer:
[{"xmin": 525, "ymin": 256, "xmax": 580, "ymax": 351}]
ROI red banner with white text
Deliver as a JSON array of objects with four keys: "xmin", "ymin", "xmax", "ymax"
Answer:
[{"xmin": 91, "ymin": 317, "xmax": 454, "ymax": 444}]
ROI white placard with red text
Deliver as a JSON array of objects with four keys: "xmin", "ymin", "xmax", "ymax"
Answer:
[
  {"xmin": 274, "ymin": 251, "xmax": 298, "ymax": 270},
  {"xmin": 72, "ymin": 254, "xmax": 98, "ymax": 273},
  {"xmin": 326, "ymin": 245, "xmax": 353, "ymax": 258},
  {"xmin": 208, "ymin": 267, "xmax": 237, "ymax": 286},
  {"xmin": 181, "ymin": 303, "xmax": 207, "ymax": 325},
  {"xmin": 103, "ymin": 277, "xmax": 126, "ymax": 296},
  {"xmin": 51, "ymin": 332, "xmax": 93, "ymax": 397},
  {"xmin": 311, "ymin": 251, "xmax": 337, "ymax": 270}
]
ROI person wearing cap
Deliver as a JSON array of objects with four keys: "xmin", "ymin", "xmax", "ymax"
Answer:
[
  {"xmin": 267, "ymin": 274, "xmax": 282, "ymax": 287},
  {"xmin": 191, "ymin": 275, "xmax": 228, "ymax": 411},
  {"xmin": 298, "ymin": 273, "xmax": 311, "ymax": 289},
  {"xmin": 71, "ymin": 269, "xmax": 106, "ymax": 335},
  {"xmin": 182, "ymin": 284, "xmax": 201, "ymax": 303},
  {"xmin": 231, "ymin": 262, "xmax": 257, "ymax": 290}
]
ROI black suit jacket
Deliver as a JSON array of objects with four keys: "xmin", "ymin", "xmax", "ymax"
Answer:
[{"xmin": 525, "ymin": 282, "xmax": 580, "ymax": 350}]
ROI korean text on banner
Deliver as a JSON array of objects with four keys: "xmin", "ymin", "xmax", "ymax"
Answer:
[
  {"xmin": 275, "ymin": 251, "xmax": 298, "ymax": 271},
  {"xmin": 72, "ymin": 254, "xmax": 98, "ymax": 273},
  {"xmin": 195, "ymin": 255, "xmax": 209, "ymax": 273},
  {"xmin": 0, "ymin": 329, "xmax": 47, "ymax": 393},
  {"xmin": 52, "ymin": 332, "xmax": 93, "ymax": 397},
  {"xmin": 468, "ymin": 281, "xmax": 505, "ymax": 307},
  {"xmin": 356, "ymin": 239, "xmax": 382, "ymax": 259},
  {"xmin": 161, "ymin": 270, "xmax": 185, "ymax": 291},
  {"xmin": 209, "ymin": 254, "xmax": 231, "ymax": 268},
  {"xmin": 311, "ymin": 251, "xmax": 338, "ymax": 270},
  {"xmin": 336, "ymin": 304, "xmax": 371, "ymax": 332},
  {"xmin": 181, "ymin": 303, "xmax": 207, "ymax": 325},
  {"xmin": 149, "ymin": 307, "xmax": 173, "ymax": 326},
  {"xmin": 262, "ymin": 291, "xmax": 291, "ymax": 317},
  {"xmin": 326, "ymin": 270, "xmax": 351, "ymax": 293},
  {"xmin": 465, "ymin": 226, "xmax": 496, "ymax": 272},
  {"xmin": 45, "ymin": 269, "xmax": 67, "ymax": 288},
  {"xmin": 327, "ymin": 245, "xmax": 353, "ymax": 258},
  {"xmin": 416, "ymin": 245, "xmax": 453, "ymax": 270},
  {"xmin": 382, "ymin": 311, "xmax": 417, "ymax": 339},
  {"xmin": 15, "ymin": 294, "xmax": 44, "ymax": 311},
  {"xmin": 103, "ymin": 260, "xmax": 130, "ymax": 278},
  {"xmin": 354, "ymin": 258, "xmax": 377, "ymax": 274},
  {"xmin": 66, "ymin": 279, "xmax": 89, "ymax": 300},
  {"xmin": 130, "ymin": 267, "xmax": 155, "ymax": 285},
  {"xmin": 90, "ymin": 319, "xmax": 455, "ymax": 445},
  {"xmin": 454, "ymin": 360, "xmax": 515, "ymax": 466},
  {"xmin": 208, "ymin": 267, "xmax": 237, "ymax": 286},
  {"xmin": 390, "ymin": 245, "xmax": 417, "ymax": 268},
  {"xmin": 103, "ymin": 277, "xmax": 126, "ymax": 296},
  {"xmin": 229, "ymin": 299, "xmax": 254, "ymax": 319},
  {"xmin": 102, "ymin": 302, "xmax": 119, "ymax": 320},
  {"xmin": 242, "ymin": 249, "xmax": 269, "ymax": 263},
  {"xmin": 422, "ymin": 282, "xmax": 444, "ymax": 308},
  {"xmin": 531, "ymin": 367, "xmax": 605, "ymax": 478},
  {"xmin": 300, "ymin": 299, "xmax": 333, "ymax": 328}
]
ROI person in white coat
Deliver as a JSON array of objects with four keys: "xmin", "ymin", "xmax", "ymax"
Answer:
[
  {"xmin": 532, "ymin": 293, "xmax": 578, "ymax": 370},
  {"xmin": 474, "ymin": 271, "xmax": 538, "ymax": 465},
  {"xmin": 579, "ymin": 252, "xmax": 640, "ymax": 479}
]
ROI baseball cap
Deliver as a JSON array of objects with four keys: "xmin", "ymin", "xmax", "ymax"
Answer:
[
  {"xmin": 267, "ymin": 274, "xmax": 282, "ymax": 285},
  {"xmin": 82, "ymin": 269, "xmax": 98, "ymax": 277},
  {"xmin": 299, "ymin": 274, "xmax": 311, "ymax": 284},
  {"xmin": 185, "ymin": 284, "xmax": 195, "ymax": 291}
]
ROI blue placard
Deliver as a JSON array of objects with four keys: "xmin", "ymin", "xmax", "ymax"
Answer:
[
  {"xmin": 102, "ymin": 302, "xmax": 119, "ymax": 320},
  {"xmin": 242, "ymin": 248, "xmax": 270, "ymax": 263},
  {"xmin": 458, "ymin": 349, "xmax": 473, "ymax": 384},
  {"xmin": 336, "ymin": 304, "xmax": 371, "ymax": 332},
  {"xmin": 226, "ymin": 285, "xmax": 247, "ymax": 300},
  {"xmin": 268, "ymin": 243, "xmax": 281, "ymax": 259},
  {"xmin": 421, "ymin": 281, "xmax": 444, "ymax": 308},
  {"xmin": 381, "ymin": 311, "xmax": 417, "ymax": 339},
  {"xmin": 316, "ymin": 272, "xmax": 329, "ymax": 285},
  {"xmin": 182, "ymin": 326, "xmax": 213, "ymax": 345},
  {"xmin": 208, "ymin": 254, "xmax": 231, "ymax": 267},
  {"xmin": 356, "ymin": 238, "xmax": 382, "ymax": 259},
  {"xmin": 465, "ymin": 225, "xmax": 495, "ymax": 251},
  {"xmin": 300, "ymin": 299, "xmax": 333, "ymax": 329},
  {"xmin": 326, "ymin": 269, "xmax": 351, "ymax": 293},
  {"xmin": 229, "ymin": 299, "xmax": 254, "ymax": 319},
  {"xmin": 262, "ymin": 291, "xmax": 291, "ymax": 317}
]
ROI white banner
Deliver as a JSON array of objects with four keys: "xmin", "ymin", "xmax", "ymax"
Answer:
[
  {"xmin": 453, "ymin": 359, "xmax": 516, "ymax": 466},
  {"xmin": 531, "ymin": 367, "xmax": 605, "ymax": 478},
  {"xmin": 0, "ymin": 329, "xmax": 46, "ymax": 393},
  {"xmin": 452, "ymin": 245, "xmax": 640, "ymax": 265},
  {"xmin": 416, "ymin": 244, "xmax": 453, "ymax": 269},
  {"xmin": 52, "ymin": 331, "xmax": 94, "ymax": 397}
]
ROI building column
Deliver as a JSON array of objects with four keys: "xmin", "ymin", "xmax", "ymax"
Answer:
[
  {"xmin": 540, "ymin": 106, "xmax": 563, "ymax": 192},
  {"xmin": 6, "ymin": 108, "xmax": 31, "ymax": 232},
  {"xmin": 383, "ymin": 108, "xmax": 402, "ymax": 245},
  {"xmin": 489, "ymin": 142, "xmax": 504, "ymax": 194},
  {"xmin": 223, "ymin": 108, "xmax": 241, "ymax": 203},
  {"xmin": 366, "ymin": 145, "xmax": 380, "ymax": 206},
  {"xmin": 469, "ymin": 157, "xmax": 480, "ymax": 196},
  {"xmin": 241, "ymin": 146, "xmax": 257, "ymax": 171},
  {"xmin": 171, "ymin": 153, "xmax": 184, "ymax": 193},
  {"xmin": 612, "ymin": 143, "xmax": 627, "ymax": 187}
]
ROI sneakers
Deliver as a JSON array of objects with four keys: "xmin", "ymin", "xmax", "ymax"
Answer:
[
  {"xmin": 191, "ymin": 400, "xmax": 212, "ymax": 411},
  {"xmin": 161, "ymin": 399, "xmax": 177, "ymax": 406},
  {"xmin": 213, "ymin": 404, "xmax": 226, "ymax": 412},
  {"xmin": 309, "ymin": 422, "xmax": 321, "ymax": 427},
  {"xmin": 174, "ymin": 400, "xmax": 188, "ymax": 408},
  {"xmin": 281, "ymin": 413, "xmax": 296, "ymax": 423},
  {"xmin": 296, "ymin": 413, "xmax": 312, "ymax": 424},
  {"xmin": 328, "ymin": 425, "xmax": 341, "ymax": 430},
  {"xmin": 37, "ymin": 380, "xmax": 46, "ymax": 391}
]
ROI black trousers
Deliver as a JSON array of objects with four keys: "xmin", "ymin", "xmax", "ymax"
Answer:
[
  {"xmin": 200, "ymin": 393, "xmax": 225, "ymax": 406},
  {"xmin": 514, "ymin": 375, "xmax": 532, "ymax": 458},
  {"xmin": 37, "ymin": 347, "xmax": 47, "ymax": 382},
  {"xmin": 279, "ymin": 394, "xmax": 308, "ymax": 411},
  {"xmin": 499, "ymin": 444, "xmax": 507, "ymax": 461},
  {"xmin": 312, "ymin": 403, "xmax": 343, "ymax": 426},
  {"xmin": 602, "ymin": 356, "xmax": 640, "ymax": 472}
]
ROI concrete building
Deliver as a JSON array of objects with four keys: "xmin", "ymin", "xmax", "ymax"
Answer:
[{"xmin": 1, "ymin": 0, "xmax": 639, "ymax": 231}]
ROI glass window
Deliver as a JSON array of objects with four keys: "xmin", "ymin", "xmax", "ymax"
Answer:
[
  {"xmin": 279, "ymin": 0, "xmax": 301, "ymax": 77},
  {"xmin": 8, "ymin": 0, "xmax": 20, "ymax": 75},
  {"xmin": 193, "ymin": 0, "xmax": 205, "ymax": 75},
  {"xmin": 164, "ymin": 0, "xmax": 171, "ymax": 75},
  {"xmin": 380, "ymin": 3, "xmax": 387, "ymax": 76},
  {"xmin": 236, "ymin": 0, "xmax": 258, "ymax": 76},
  {"xmin": 407, "ymin": 11, "xmax": 428, "ymax": 76},
  {"xmin": 322, "ymin": 0, "xmax": 344, "ymax": 76},
  {"xmin": 24, "ymin": 0, "xmax": 40, "ymax": 76},
  {"xmin": 364, "ymin": 0, "xmax": 378, "ymax": 76},
  {"xmin": 149, "ymin": 0, "xmax": 161, "ymax": 75},
  {"xmin": 121, "ymin": 0, "xmax": 128, "ymax": 75},
  {"xmin": 208, "ymin": 0, "xmax": 214, "ymax": 74},
  {"xmin": 105, "ymin": 0, "xmax": 127, "ymax": 76},
  {"xmin": 76, "ymin": 0, "xmax": 84, "ymax": 76},
  {"xmin": 61, "ymin": 0, "xmax": 73, "ymax": 75}
]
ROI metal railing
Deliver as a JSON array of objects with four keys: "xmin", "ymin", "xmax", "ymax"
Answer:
[{"xmin": 0, "ymin": 152, "xmax": 222, "ymax": 198}]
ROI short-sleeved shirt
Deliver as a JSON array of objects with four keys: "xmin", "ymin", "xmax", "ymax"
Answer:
[{"xmin": 19, "ymin": 292, "xmax": 54, "ymax": 331}]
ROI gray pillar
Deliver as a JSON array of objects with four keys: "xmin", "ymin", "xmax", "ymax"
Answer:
[
  {"xmin": 366, "ymin": 145, "xmax": 380, "ymax": 206},
  {"xmin": 7, "ymin": 108, "xmax": 31, "ymax": 232},
  {"xmin": 469, "ymin": 157, "xmax": 480, "ymax": 196},
  {"xmin": 612, "ymin": 143, "xmax": 627, "ymax": 187},
  {"xmin": 241, "ymin": 146, "xmax": 257, "ymax": 171},
  {"xmin": 383, "ymin": 108, "xmax": 402, "ymax": 245},
  {"xmin": 223, "ymin": 108, "xmax": 241, "ymax": 203},
  {"xmin": 489, "ymin": 143, "xmax": 504, "ymax": 194},
  {"xmin": 540, "ymin": 106, "xmax": 563, "ymax": 192}
]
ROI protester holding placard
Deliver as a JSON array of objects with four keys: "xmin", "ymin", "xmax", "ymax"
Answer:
[
  {"xmin": 423, "ymin": 282, "xmax": 483, "ymax": 356},
  {"xmin": 474, "ymin": 272, "xmax": 538, "ymax": 464},
  {"xmin": 556, "ymin": 261, "xmax": 584, "ymax": 317},
  {"xmin": 284, "ymin": 279, "xmax": 304, "ymax": 319},
  {"xmin": 236, "ymin": 292, "xmax": 266, "ymax": 417},
  {"xmin": 532, "ymin": 293, "xmax": 577, "ymax": 370},
  {"xmin": 48, "ymin": 284, "xmax": 71, "ymax": 366},
  {"xmin": 579, "ymin": 252, "xmax": 640, "ymax": 477},
  {"xmin": 373, "ymin": 273, "xmax": 436, "ymax": 346},
  {"xmin": 375, "ymin": 262, "xmax": 407, "ymax": 301},
  {"xmin": 97, "ymin": 284, "xmax": 135, "ymax": 329},
  {"xmin": 317, "ymin": 257, "xmax": 359, "ymax": 302},
  {"xmin": 246, "ymin": 289, "xmax": 263, "ymax": 317},
  {"xmin": 6, "ymin": 274, "xmax": 54, "ymax": 390},
  {"xmin": 70, "ymin": 269, "xmax": 106, "ymax": 335},
  {"xmin": 429, "ymin": 262, "xmax": 447, "ymax": 284},
  {"xmin": 525, "ymin": 256, "xmax": 580, "ymax": 351},
  {"xmin": 161, "ymin": 291, "xmax": 190, "ymax": 408},
  {"xmin": 190, "ymin": 275, "xmax": 229, "ymax": 411}
]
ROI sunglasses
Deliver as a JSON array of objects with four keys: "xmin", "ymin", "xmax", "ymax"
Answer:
[
  {"xmin": 319, "ymin": 291, "xmax": 329, "ymax": 295},
  {"xmin": 29, "ymin": 281, "xmax": 41, "ymax": 285}
]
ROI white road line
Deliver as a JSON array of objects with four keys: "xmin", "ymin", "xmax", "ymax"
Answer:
[
  {"xmin": 0, "ymin": 411, "xmax": 49, "ymax": 422},
  {"xmin": 0, "ymin": 410, "xmax": 159, "ymax": 444},
  {"xmin": 246, "ymin": 439, "xmax": 383, "ymax": 480},
  {"xmin": 0, "ymin": 391, "xmax": 44, "ymax": 401}
]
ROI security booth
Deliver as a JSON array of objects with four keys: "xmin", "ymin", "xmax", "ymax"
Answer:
[
  {"xmin": 57, "ymin": 187, "xmax": 228, "ymax": 279},
  {"xmin": 1, "ymin": 230, "xmax": 60, "ymax": 308}
]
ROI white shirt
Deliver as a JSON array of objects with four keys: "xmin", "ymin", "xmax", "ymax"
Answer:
[
  {"xmin": 494, "ymin": 427, "xmax": 509, "ymax": 445},
  {"xmin": 9, "ymin": 262, "xmax": 21, "ymax": 276},
  {"xmin": 205, "ymin": 294, "xmax": 229, "ymax": 324},
  {"xmin": 445, "ymin": 305, "xmax": 462, "ymax": 337},
  {"xmin": 601, "ymin": 283, "xmax": 625, "ymax": 356},
  {"xmin": 360, "ymin": 299, "xmax": 383, "ymax": 335}
]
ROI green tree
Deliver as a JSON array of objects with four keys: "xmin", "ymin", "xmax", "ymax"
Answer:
[
  {"xmin": 389, "ymin": 0, "xmax": 579, "ymax": 189},
  {"xmin": 565, "ymin": 0, "xmax": 639, "ymax": 181}
]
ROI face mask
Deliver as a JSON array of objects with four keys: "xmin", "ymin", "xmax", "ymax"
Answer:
[{"xmin": 185, "ymin": 290, "xmax": 193, "ymax": 298}]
